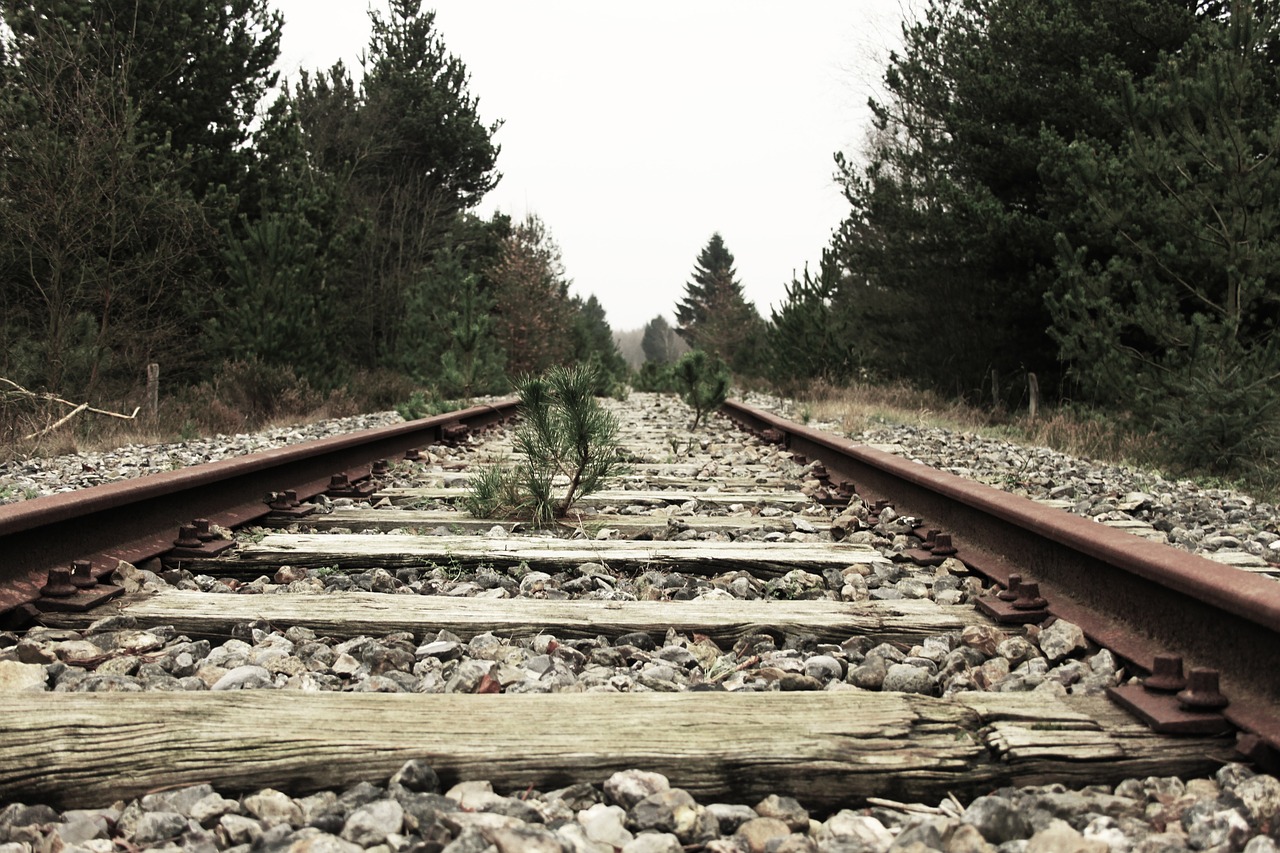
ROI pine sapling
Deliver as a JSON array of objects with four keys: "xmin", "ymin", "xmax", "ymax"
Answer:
[
  {"xmin": 464, "ymin": 365, "xmax": 625, "ymax": 525},
  {"xmin": 674, "ymin": 350, "xmax": 731, "ymax": 430}
]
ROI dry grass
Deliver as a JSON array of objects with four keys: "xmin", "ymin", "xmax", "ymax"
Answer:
[{"xmin": 0, "ymin": 361, "xmax": 424, "ymax": 465}]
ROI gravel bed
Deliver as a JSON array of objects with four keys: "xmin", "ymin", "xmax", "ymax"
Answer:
[
  {"xmin": 0, "ymin": 602, "xmax": 1119, "ymax": 698},
  {"xmin": 0, "ymin": 411, "xmax": 406, "ymax": 506},
  {"xmin": 1, "ymin": 761, "xmax": 1276, "ymax": 853},
  {"xmin": 3, "ymin": 393, "xmax": 1277, "ymax": 848},
  {"xmin": 747, "ymin": 393, "xmax": 1279, "ymax": 570}
]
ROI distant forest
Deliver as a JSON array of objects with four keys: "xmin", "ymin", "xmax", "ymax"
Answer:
[{"xmin": 1, "ymin": 0, "xmax": 1276, "ymax": 473}]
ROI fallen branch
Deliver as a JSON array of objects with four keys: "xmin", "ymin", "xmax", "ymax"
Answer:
[
  {"xmin": 24, "ymin": 402, "xmax": 88, "ymax": 441},
  {"xmin": 2, "ymin": 377, "xmax": 141, "ymax": 441}
]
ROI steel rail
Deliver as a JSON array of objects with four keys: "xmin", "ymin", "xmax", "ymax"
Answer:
[
  {"xmin": 0, "ymin": 398, "xmax": 517, "ymax": 617},
  {"xmin": 722, "ymin": 399, "xmax": 1280, "ymax": 759}
]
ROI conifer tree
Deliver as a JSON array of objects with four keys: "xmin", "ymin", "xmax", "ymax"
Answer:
[
  {"xmin": 641, "ymin": 315, "xmax": 682, "ymax": 365},
  {"xmin": 674, "ymin": 234, "xmax": 767, "ymax": 375}
]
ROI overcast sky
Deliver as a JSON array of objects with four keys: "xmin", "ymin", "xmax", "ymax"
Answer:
[{"xmin": 267, "ymin": 1, "xmax": 906, "ymax": 332}]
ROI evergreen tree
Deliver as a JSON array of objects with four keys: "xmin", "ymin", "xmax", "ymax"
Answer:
[
  {"xmin": 0, "ymin": 8, "xmax": 208, "ymax": 397},
  {"xmin": 832, "ymin": 0, "xmax": 1198, "ymax": 403},
  {"xmin": 569, "ymin": 295, "xmax": 628, "ymax": 394},
  {"xmin": 769, "ymin": 247, "xmax": 858, "ymax": 384},
  {"xmin": 674, "ymin": 233, "xmax": 768, "ymax": 375},
  {"xmin": 284, "ymin": 0, "xmax": 501, "ymax": 371},
  {"xmin": 641, "ymin": 315, "xmax": 682, "ymax": 365},
  {"xmin": 490, "ymin": 214, "xmax": 575, "ymax": 376},
  {"xmin": 0, "ymin": 0, "xmax": 282, "ymax": 201},
  {"xmin": 1048, "ymin": 2, "xmax": 1280, "ymax": 470}
]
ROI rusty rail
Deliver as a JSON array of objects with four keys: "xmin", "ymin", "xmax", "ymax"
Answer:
[
  {"xmin": 0, "ymin": 399, "xmax": 517, "ymax": 619},
  {"xmin": 722, "ymin": 399, "xmax": 1280, "ymax": 763}
]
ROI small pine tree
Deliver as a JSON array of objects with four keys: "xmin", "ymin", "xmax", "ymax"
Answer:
[
  {"xmin": 673, "ymin": 350, "xmax": 730, "ymax": 430},
  {"xmin": 464, "ymin": 365, "xmax": 625, "ymax": 524}
]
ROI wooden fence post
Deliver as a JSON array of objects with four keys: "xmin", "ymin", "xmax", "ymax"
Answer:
[
  {"xmin": 1028, "ymin": 373, "xmax": 1040, "ymax": 420},
  {"xmin": 146, "ymin": 363, "xmax": 159, "ymax": 423}
]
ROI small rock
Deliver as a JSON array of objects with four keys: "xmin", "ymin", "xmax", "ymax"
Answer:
[
  {"xmin": 1037, "ymin": 621, "xmax": 1087, "ymax": 663},
  {"xmin": 754, "ymin": 794, "xmax": 809, "ymax": 832},
  {"xmin": 735, "ymin": 816, "xmax": 792, "ymax": 853},
  {"xmin": 579, "ymin": 803, "xmax": 633, "ymax": 849},
  {"xmin": 211, "ymin": 664, "xmax": 274, "ymax": 691},
  {"xmin": 964, "ymin": 796, "xmax": 1030, "ymax": 844},
  {"xmin": 243, "ymin": 788, "xmax": 303, "ymax": 827},
  {"xmin": 1026, "ymin": 819, "xmax": 1107, "ymax": 853},
  {"xmin": 133, "ymin": 811, "xmax": 189, "ymax": 845},
  {"xmin": 621, "ymin": 832, "xmax": 684, "ymax": 853},
  {"xmin": 340, "ymin": 800, "xmax": 404, "ymax": 847},
  {"xmin": 0, "ymin": 661, "xmax": 48, "ymax": 692},
  {"xmin": 605, "ymin": 769, "xmax": 670, "ymax": 809},
  {"xmin": 882, "ymin": 663, "xmax": 935, "ymax": 694}
]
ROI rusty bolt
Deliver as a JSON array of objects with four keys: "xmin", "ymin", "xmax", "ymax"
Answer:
[
  {"xmin": 174, "ymin": 525, "xmax": 202, "ymax": 549},
  {"xmin": 283, "ymin": 490, "xmax": 300, "ymax": 507},
  {"xmin": 372, "ymin": 460, "xmax": 390, "ymax": 477},
  {"xmin": 1177, "ymin": 668, "xmax": 1229, "ymax": 710},
  {"xmin": 70, "ymin": 559, "xmax": 96, "ymax": 590},
  {"xmin": 1143, "ymin": 654, "xmax": 1186, "ymax": 693},
  {"xmin": 998, "ymin": 574, "xmax": 1022, "ymax": 602},
  {"xmin": 193, "ymin": 518, "xmax": 214, "ymax": 542},
  {"xmin": 405, "ymin": 448, "xmax": 422, "ymax": 461},
  {"xmin": 1012, "ymin": 581, "xmax": 1047, "ymax": 610},
  {"xmin": 930, "ymin": 533, "xmax": 957, "ymax": 558},
  {"xmin": 329, "ymin": 473, "xmax": 349, "ymax": 489},
  {"xmin": 41, "ymin": 567, "xmax": 78, "ymax": 598},
  {"xmin": 920, "ymin": 529, "xmax": 941, "ymax": 551}
]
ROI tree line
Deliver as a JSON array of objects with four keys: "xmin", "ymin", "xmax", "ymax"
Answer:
[
  {"xmin": 645, "ymin": 0, "xmax": 1280, "ymax": 475},
  {"xmin": 0, "ymin": 0, "xmax": 626, "ymax": 423}
]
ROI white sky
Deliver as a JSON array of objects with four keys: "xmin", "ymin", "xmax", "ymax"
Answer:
[{"xmin": 267, "ymin": 1, "xmax": 906, "ymax": 331}]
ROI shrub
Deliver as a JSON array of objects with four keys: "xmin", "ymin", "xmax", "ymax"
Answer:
[
  {"xmin": 673, "ymin": 350, "xmax": 731, "ymax": 429},
  {"xmin": 464, "ymin": 365, "xmax": 625, "ymax": 525}
]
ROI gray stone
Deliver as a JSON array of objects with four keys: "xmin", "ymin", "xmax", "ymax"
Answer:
[
  {"xmin": 708, "ymin": 803, "xmax": 761, "ymax": 834},
  {"xmin": 219, "ymin": 813, "xmax": 265, "ymax": 846},
  {"xmin": 848, "ymin": 661, "xmax": 887, "ymax": 690},
  {"xmin": 53, "ymin": 815, "xmax": 111, "ymax": 845},
  {"xmin": 605, "ymin": 770, "xmax": 670, "ymax": 809},
  {"xmin": 629, "ymin": 788, "xmax": 712, "ymax": 842},
  {"xmin": 1227, "ymin": 774, "xmax": 1280, "ymax": 828},
  {"xmin": 286, "ymin": 831, "xmax": 365, "ymax": 853},
  {"xmin": 882, "ymin": 663, "xmax": 935, "ymax": 694},
  {"xmin": 211, "ymin": 664, "xmax": 274, "ymax": 690},
  {"xmin": 579, "ymin": 802, "xmax": 633, "ymax": 849},
  {"xmin": 964, "ymin": 796, "xmax": 1030, "ymax": 844},
  {"xmin": 735, "ymin": 816, "xmax": 792, "ymax": 853},
  {"xmin": 141, "ymin": 783, "xmax": 215, "ymax": 817},
  {"xmin": 487, "ymin": 824, "xmax": 570, "ymax": 852},
  {"xmin": 243, "ymin": 789, "xmax": 303, "ymax": 827},
  {"xmin": 340, "ymin": 799, "xmax": 403, "ymax": 847},
  {"xmin": 805, "ymin": 655, "xmax": 845, "ymax": 681},
  {"xmin": 1037, "ymin": 621, "xmax": 1086, "ymax": 663},
  {"xmin": 1244, "ymin": 838, "xmax": 1280, "ymax": 853},
  {"xmin": 996, "ymin": 637, "xmax": 1038, "ymax": 667},
  {"xmin": 0, "ymin": 661, "xmax": 48, "ymax": 692},
  {"xmin": 1026, "ymin": 819, "xmax": 1108, "ymax": 853},
  {"xmin": 190, "ymin": 793, "xmax": 241, "ymax": 824},
  {"xmin": 819, "ymin": 811, "xmax": 893, "ymax": 851},
  {"xmin": 389, "ymin": 759, "xmax": 440, "ymax": 794},
  {"xmin": 621, "ymin": 833, "xmax": 684, "ymax": 853},
  {"xmin": 755, "ymin": 794, "xmax": 809, "ymax": 833},
  {"xmin": 891, "ymin": 817, "xmax": 947, "ymax": 851},
  {"xmin": 133, "ymin": 811, "xmax": 189, "ymax": 845}
]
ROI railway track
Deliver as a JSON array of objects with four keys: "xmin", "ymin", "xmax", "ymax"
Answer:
[{"xmin": 0, "ymin": 392, "xmax": 1277, "ymax": 852}]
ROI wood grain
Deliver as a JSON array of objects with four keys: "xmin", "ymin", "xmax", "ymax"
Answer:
[
  {"xmin": 176, "ymin": 533, "xmax": 890, "ymax": 578},
  {"xmin": 0, "ymin": 691, "xmax": 1232, "ymax": 810},
  {"xmin": 43, "ymin": 590, "xmax": 984, "ymax": 643}
]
